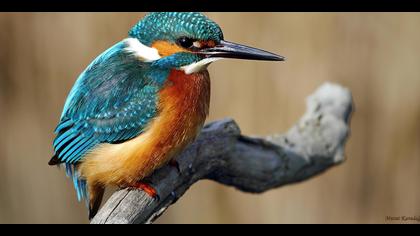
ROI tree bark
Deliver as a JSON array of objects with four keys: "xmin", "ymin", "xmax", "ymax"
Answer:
[{"xmin": 90, "ymin": 82, "xmax": 353, "ymax": 224}]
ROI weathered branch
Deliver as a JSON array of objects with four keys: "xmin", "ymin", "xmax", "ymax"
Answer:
[{"xmin": 90, "ymin": 82, "xmax": 353, "ymax": 224}]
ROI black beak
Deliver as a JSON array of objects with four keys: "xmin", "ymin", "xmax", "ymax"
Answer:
[{"xmin": 199, "ymin": 40, "xmax": 285, "ymax": 61}]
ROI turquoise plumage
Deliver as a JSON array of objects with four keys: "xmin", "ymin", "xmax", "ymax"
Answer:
[
  {"xmin": 50, "ymin": 40, "xmax": 161, "ymax": 202},
  {"xmin": 52, "ymin": 12, "xmax": 225, "ymax": 168},
  {"xmin": 129, "ymin": 12, "xmax": 223, "ymax": 46},
  {"xmin": 50, "ymin": 12, "xmax": 284, "ymax": 220},
  {"xmin": 50, "ymin": 13, "xmax": 220, "ymax": 206},
  {"xmin": 52, "ymin": 41, "xmax": 158, "ymax": 166}
]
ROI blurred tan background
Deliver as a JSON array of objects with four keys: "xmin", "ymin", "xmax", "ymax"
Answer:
[{"xmin": 0, "ymin": 13, "xmax": 419, "ymax": 224}]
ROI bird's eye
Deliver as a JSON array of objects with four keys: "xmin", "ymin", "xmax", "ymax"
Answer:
[{"xmin": 177, "ymin": 37, "xmax": 194, "ymax": 49}]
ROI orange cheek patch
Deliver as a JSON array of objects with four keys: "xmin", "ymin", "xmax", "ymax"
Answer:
[
  {"xmin": 201, "ymin": 40, "xmax": 216, "ymax": 48},
  {"xmin": 151, "ymin": 40, "xmax": 188, "ymax": 57}
]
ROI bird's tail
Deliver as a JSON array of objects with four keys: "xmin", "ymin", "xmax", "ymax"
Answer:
[
  {"xmin": 63, "ymin": 163, "xmax": 104, "ymax": 219},
  {"xmin": 88, "ymin": 184, "xmax": 105, "ymax": 220}
]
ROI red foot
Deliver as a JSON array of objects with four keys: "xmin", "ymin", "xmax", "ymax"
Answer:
[{"xmin": 133, "ymin": 182, "xmax": 159, "ymax": 200}]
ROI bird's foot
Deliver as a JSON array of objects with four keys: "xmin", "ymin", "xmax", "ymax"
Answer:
[
  {"xmin": 169, "ymin": 159, "xmax": 181, "ymax": 174},
  {"xmin": 132, "ymin": 181, "xmax": 160, "ymax": 201}
]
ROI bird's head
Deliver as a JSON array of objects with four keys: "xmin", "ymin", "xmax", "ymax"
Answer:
[{"xmin": 128, "ymin": 12, "xmax": 285, "ymax": 74}]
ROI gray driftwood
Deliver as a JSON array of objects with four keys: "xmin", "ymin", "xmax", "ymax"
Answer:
[{"xmin": 90, "ymin": 82, "xmax": 353, "ymax": 224}]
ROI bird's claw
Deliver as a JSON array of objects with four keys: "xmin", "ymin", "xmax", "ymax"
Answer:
[{"xmin": 132, "ymin": 181, "xmax": 160, "ymax": 201}]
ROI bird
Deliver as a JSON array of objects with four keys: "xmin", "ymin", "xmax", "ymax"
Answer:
[{"xmin": 49, "ymin": 12, "xmax": 285, "ymax": 220}]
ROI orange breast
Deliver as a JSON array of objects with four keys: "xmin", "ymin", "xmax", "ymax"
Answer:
[
  {"xmin": 79, "ymin": 69, "xmax": 210, "ymax": 187},
  {"xmin": 142, "ymin": 69, "xmax": 211, "ymax": 171}
]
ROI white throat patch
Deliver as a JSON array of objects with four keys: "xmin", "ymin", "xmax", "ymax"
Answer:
[
  {"xmin": 123, "ymin": 38, "xmax": 161, "ymax": 62},
  {"xmin": 180, "ymin": 58, "xmax": 221, "ymax": 75}
]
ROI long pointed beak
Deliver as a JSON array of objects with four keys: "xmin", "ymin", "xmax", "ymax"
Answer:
[{"xmin": 199, "ymin": 40, "xmax": 285, "ymax": 61}]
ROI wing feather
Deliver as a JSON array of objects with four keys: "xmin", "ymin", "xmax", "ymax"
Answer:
[{"xmin": 51, "ymin": 39, "xmax": 162, "ymax": 165}]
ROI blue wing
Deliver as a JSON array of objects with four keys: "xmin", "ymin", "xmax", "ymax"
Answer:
[{"xmin": 51, "ymin": 40, "xmax": 162, "ymax": 165}]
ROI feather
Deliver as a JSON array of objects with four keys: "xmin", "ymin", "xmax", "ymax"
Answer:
[
  {"xmin": 59, "ymin": 135, "xmax": 85, "ymax": 161},
  {"xmin": 52, "ymin": 40, "xmax": 160, "ymax": 167},
  {"xmin": 67, "ymin": 138, "xmax": 97, "ymax": 164},
  {"xmin": 51, "ymin": 38, "xmax": 166, "ymax": 209},
  {"xmin": 53, "ymin": 130, "xmax": 77, "ymax": 149},
  {"xmin": 54, "ymin": 119, "xmax": 73, "ymax": 133}
]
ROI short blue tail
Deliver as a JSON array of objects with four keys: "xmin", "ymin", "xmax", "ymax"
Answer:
[{"xmin": 65, "ymin": 164, "xmax": 89, "ymax": 207}]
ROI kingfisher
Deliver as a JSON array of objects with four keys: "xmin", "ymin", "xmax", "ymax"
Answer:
[{"xmin": 49, "ymin": 12, "xmax": 284, "ymax": 219}]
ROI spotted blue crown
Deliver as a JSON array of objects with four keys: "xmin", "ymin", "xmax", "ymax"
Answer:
[{"xmin": 129, "ymin": 12, "xmax": 224, "ymax": 46}]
